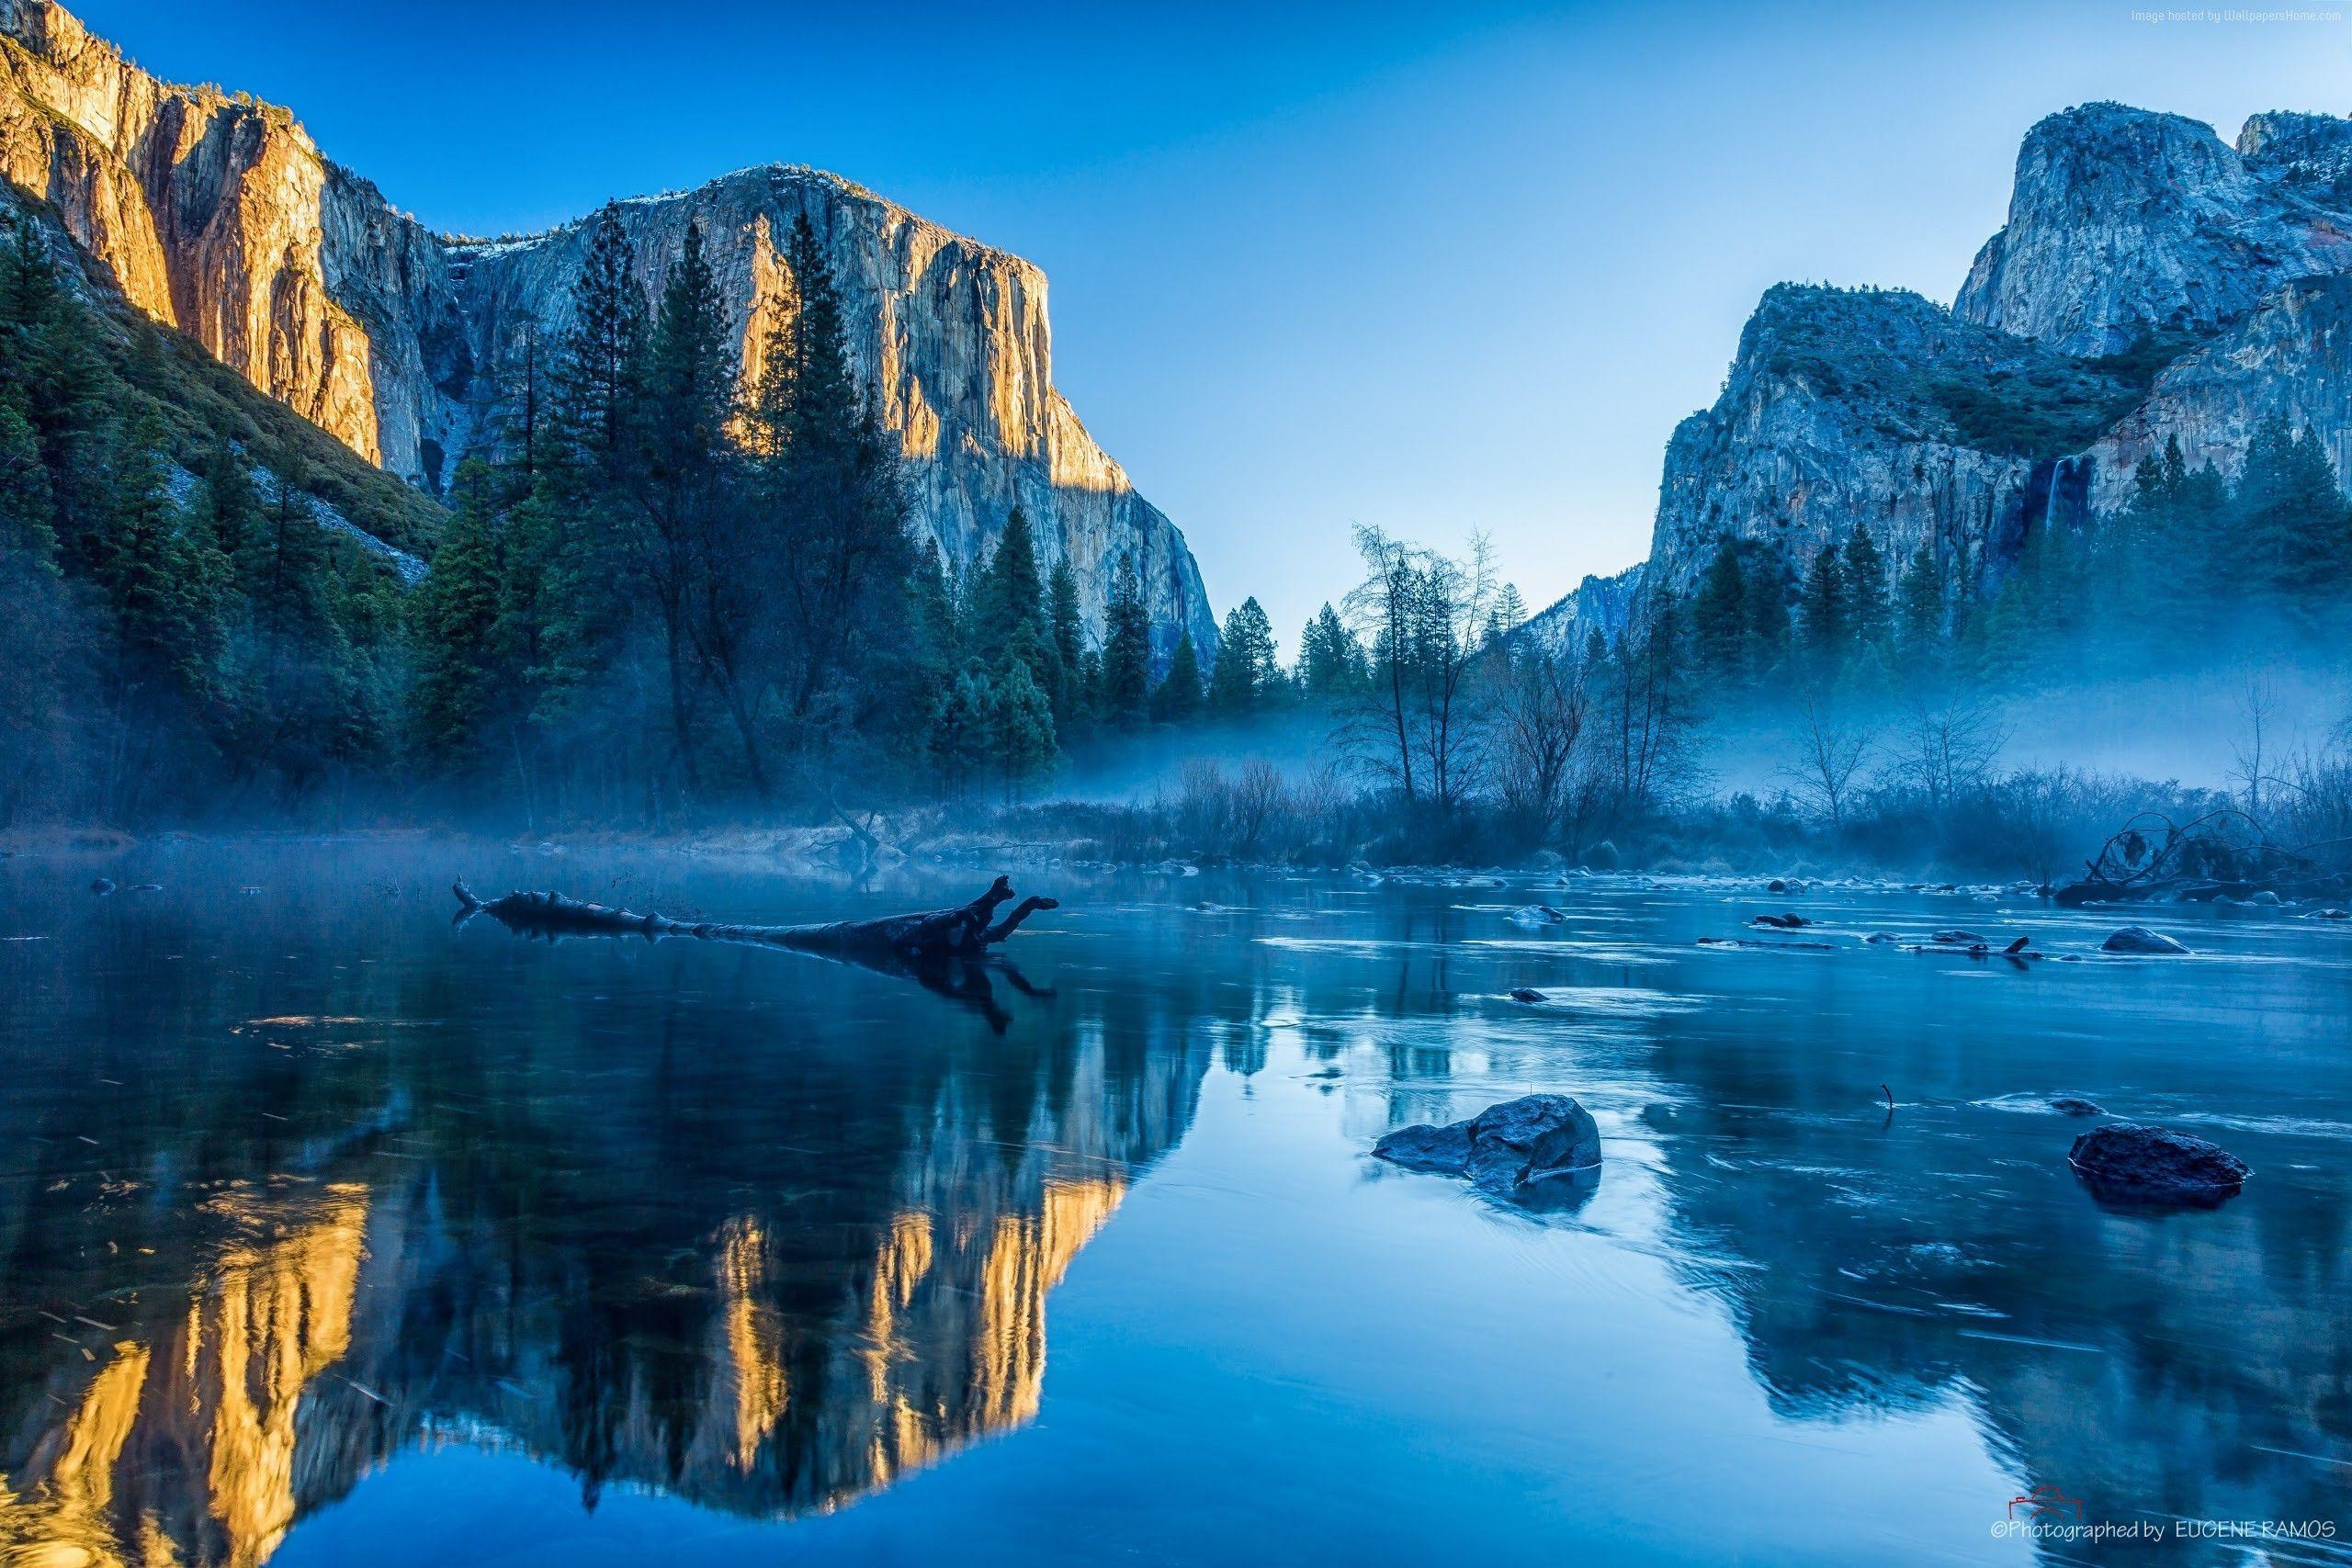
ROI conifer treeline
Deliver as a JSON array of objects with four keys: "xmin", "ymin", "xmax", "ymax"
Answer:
[
  {"xmin": 409, "ymin": 205, "xmax": 1324, "ymax": 819},
  {"xmin": 13, "ymin": 184, "xmax": 2352, "ymax": 834},
  {"xmin": 0, "ymin": 221, "xmax": 411, "ymax": 825}
]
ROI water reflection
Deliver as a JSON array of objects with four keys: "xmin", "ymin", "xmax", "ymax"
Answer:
[
  {"xmin": 1334, "ymin": 885, "xmax": 2352, "ymax": 1555},
  {"xmin": 0, "ymin": 853, "xmax": 1209, "ymax": 1566},
  {"xmin": 6, "ymin": 857, "xmax": 2351, "ymax": 1563}
]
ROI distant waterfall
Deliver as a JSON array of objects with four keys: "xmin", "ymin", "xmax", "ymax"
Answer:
[{"xmin": 2031, "ymin": 453, "xmax": 2093, "ymax": 536}]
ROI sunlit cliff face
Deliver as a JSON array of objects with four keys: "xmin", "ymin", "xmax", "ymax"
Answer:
[{"xmin": 0, "ymin": 0, "xmax": 1220, "ymax": 657}]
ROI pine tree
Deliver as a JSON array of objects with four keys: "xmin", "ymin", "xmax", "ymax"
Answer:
[
  {"xmin": 752, "ymin": 211, "xmax": 857, "ymax": 463},
  {"xmin": 1298, "ymin": 602, "xmax": 1360, "ymax": 702},
  {"xmin": 0, "ymin": 394, "xmax": 56, "ymax": 566},
  {"xmin": 745, "ymin": 208, "xmax": 918, "ymax": 737},
  {"xmin": 230, "ymin": 466, "xmax": 342, "ymax": 776},
  {"xmin": 990, "ymin": 656, "xmax": 1057, "ymax": 804},
  {"xmin": 1895, "ymin": 536, "xmax": 1947, "ymax": 660},
  {"xmin": 1100, "ymin": 556, "xmax": 1151, "ymax": 726},
  {"xmin": 96, "ymin": 415, "xmax": 227, "ymax": 706},
  {"xmin": 1152, "ymin": 633, "xmax": 1204, "ymax": 722},
  {"xmin": 408, "ymin": 458, "xmax": 505, "ymax": 766},
  {"xmin": 978, "ymin": 507, "xmax": 1059, "ymax": 706},
  {"xmin": 188, "ymin": 437, "xmax": 259, "ymax": 565},
  {"xmin": 1046, "ymin": 558, "xmax": 1085, "ymax": 722},
  {"xmin": 2233, "ymin": 418, "xmax": 2352, "ymax": 608},
  {"xmin": 1743, "ymin": 554, "xmax": 1792, "ymax": 681},
  {"xmin": 1208, "ymin": 596, "xmax": 1277, "ymax": 715},
  {"xmin": 929, "ymin": 665, "xmax": 993, "ymax": 801},
  {"xmin": 1841, "ymin": 524, "xmax": 1890, "ymax": 658},
  {"xmin": 490, "ymin": 320, "xmax": 549, "ymax": 494},
  {"xmin": 554, "ymin": 203, "xmax": 648, "ymax": 475},
  {"xmin": 646, "ymin": 220, "xmax": 735, "ymax": 475},
  {"xmin": 979, "ymin": 508, "xmax": 1045, "ymax": 648},
  {"xmin": 1689, "ymin": 541, "xmax": 1749, "ymax": 680},
  {"xmin": 1797, "ymin": 540, "xmax": 1849, "ymax": 675},
  {"xmin": 0, "ymin": 221, "xmax": 108, "ymax": 562},
  {"xmin": 1482, "ymin": 583, "xmax": 1528, "ymax": 653},
  {"xmin": 644, "ymin": 216, "xmax": 752, "ymax": 792}
]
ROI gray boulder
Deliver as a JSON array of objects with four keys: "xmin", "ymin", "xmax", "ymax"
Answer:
[
  {"xmin": 2049, "ymin": 1096, "xmax": 2106, "ymax": 1117},
  {"xmin": 2068, "ymin": 1123, "xmax": 2248, "ymax": 1207},
  {"xmin": 1374, "ymin": 1094, "xmax": 1600, "ymax": 1193},
  {"xmin": 2101, "ymin": 925, "xmax": 2190, "ymax": 955},
  {"xmin": 1371, "ymin": 1119, "xmax": 1474, "ymax": 1173}
]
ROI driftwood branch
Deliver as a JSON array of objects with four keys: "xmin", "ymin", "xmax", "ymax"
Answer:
[
  {"xmin": 451, "ymin": 874, "xmax": 1056, "ymax": 956},
  {"xmin": 452, "ymin": 874, "xmax": 1062, "ymax": 1033}
]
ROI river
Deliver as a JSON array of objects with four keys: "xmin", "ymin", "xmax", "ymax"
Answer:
[{"xmin": 2, "ymin": 843, "xmax": 2347, "ymax": 1565}]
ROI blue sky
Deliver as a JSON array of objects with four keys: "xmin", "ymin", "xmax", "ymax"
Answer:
[{"xmin": 76, "ymin": 0, "xmax": 2352, "ymax": 642}]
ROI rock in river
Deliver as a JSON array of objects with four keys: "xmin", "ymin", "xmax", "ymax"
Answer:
[
  {"xmin": 2068, "ymin": 1123, "xmax": 2249, "ymax": 1207},
  {"xmin": 1373, "ymin": 1094, "xmax": 1601, "ymax": 1193},
  {"xmin": 2049, "ymin": 1096, "xmax": 2106, "ymax": 1117},
  {"xmin": 2101, "ymin": 926, "xmax": 2191, "ymax": 955}
]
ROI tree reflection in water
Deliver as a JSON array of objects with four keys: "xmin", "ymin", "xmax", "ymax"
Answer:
[
  {"xmin": 5, "ymin": 856, "xmax": 2351, "ymax": 1565},
  {"xmin": 0, "ymin": 854, "xmax": 1209, "ymax": 1567}
]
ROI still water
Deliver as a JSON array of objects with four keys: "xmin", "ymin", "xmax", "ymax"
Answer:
[{"xmin": 2, "ymin": 843, "xmax": 2348, "ymax": 1566}]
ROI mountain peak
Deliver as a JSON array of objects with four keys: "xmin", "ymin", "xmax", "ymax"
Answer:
[
  {"xmin": 2237, "ymin": 110, "xmax": 2352, "ymax": 207},
  {"xmin": 1956, "ymin": 99, "xmax": 2352, "ymax": 354}
]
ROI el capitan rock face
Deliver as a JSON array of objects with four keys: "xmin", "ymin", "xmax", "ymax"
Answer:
[
  {"xmin": 0, "ymin": 0, "xmax": 1215, "ymax": 657},
  {"xmin": 1535, "ymin": 101, "xmax": 2352, "ymax": 637}
]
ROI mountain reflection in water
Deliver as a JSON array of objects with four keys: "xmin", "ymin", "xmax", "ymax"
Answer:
[
  {"xmin": 4, "ymin": 849, "xmax": 2351, "ymax": 1566},
  {"xmin": 0, "ymin": 852, "xmax": 1204, "ymax": 1566}
]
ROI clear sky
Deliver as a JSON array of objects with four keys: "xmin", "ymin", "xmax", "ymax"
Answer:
[{"xmin": 73, "ymin": 0, "xmax": 2352, "ymax": 646}]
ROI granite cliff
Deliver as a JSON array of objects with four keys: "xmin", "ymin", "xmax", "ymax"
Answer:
[
  {"xmin": 1533, "ymin": 102, "xmax": 2352, "ymax": 649},
  {"xmin": 0, "ymin": 0, "xmax": 1215, "ymax": 656}
]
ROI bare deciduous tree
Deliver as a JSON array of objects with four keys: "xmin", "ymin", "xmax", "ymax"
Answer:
[
  {"xmin": 1998, "ymin": 764, "xmax": 2077, "ymax": 893},
  {"xmin": 1591, "ymin": 588, "xmax": 1700, "ymax": 822},
  {"xmin": 1778, "ymin": 692, "xmax": 1874, "ymax": 826},
  {"xmin": 1487, "ymin": 638, "xmax": 1592, "ymax": 842},
  {"xmin": 2230, "ymin": 674, "xmax": 2281, "ymax": 819},
  {"xmin": 1887, "ymin": 692, "xmax": 2009, "ymax": 811},
  {"xmin": 1340, "ymin": 525, "xmax": 1503, "ymax": 814}
]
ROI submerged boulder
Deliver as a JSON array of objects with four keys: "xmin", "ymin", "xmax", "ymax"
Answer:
[
  {"xmin": 2068, "ymin": 1123, "xmax": 2248, "ymax": 1207},
  {"xmin": 2049, "ymin": 1096, "xmax": 2106, "ymax": 1117},
  {"xmin": 2101, "ymin": 925, "xmax": 2191, "ymax": 955},
  {"xmin": 1510, "ymin": 904, "xmax": 1567, "ymax": 927},
  {"xmin": 1373, "ymin": 1093, "xmax": 1601, "ymax": 1193},
  {"xmin": 1507, "ymin": 987, "xmax": 1548, "ymax": 1004}
]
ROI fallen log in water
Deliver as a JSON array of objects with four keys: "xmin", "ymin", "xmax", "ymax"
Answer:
[
  {"xmin": 452, "ymin": 874, "xmax": 1062, "ymax": 1032},
  {"xmin": 2051, "ymin": 807, "xmax": 2351, "ymax": 906},
  {"xmin": 451, "ymin": 874, "xmax": 1058, "ymax": 955}
]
